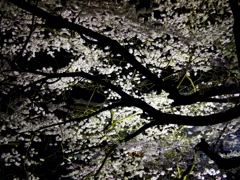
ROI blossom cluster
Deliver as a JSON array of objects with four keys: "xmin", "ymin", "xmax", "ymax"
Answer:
[{"xmin": 0, "ymin": 0, "xmax": 239, "ymax": 179}]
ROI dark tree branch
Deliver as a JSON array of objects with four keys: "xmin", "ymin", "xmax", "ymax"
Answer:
[
  {"xmin": 123, "ymin": 103, "xmax": 240, "ymax": 141},
  {"xmin": 27, "ymin": 71, "xmax": 240, "ymax": 132},
  {"xmin": 8, "ymin": 0, "xmax": 240, "ymax": 144},
  {"xmin": 195, "ymin": 139, "xmax": 240, "ymax": 169},
  {"xmin": 7, "ymin": 0, "xmax": 179, "ymax": 97},
  {"xmin": 229, "ymin": 0, "xmax": 240, "ymax": 66},
  {"xmin": 94, "ymin": 145, "xmax": 117, "ymax": 178},
  {"xmin": 15, "ymin": 5, "xmax": 37, "ymax": 62},
  {"xmin": 172, "ymin": 83, "xmax": 240, "ymax": 106},
  {"xmin": 8, "ymin": 0, "xmax": 240, "ymax": 110}
]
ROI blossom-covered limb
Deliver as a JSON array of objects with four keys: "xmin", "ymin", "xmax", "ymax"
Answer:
[
  {"xmin": 11, "ymin": 0, "xmax": 238, "ymax": 109},
  {"xmin": 7, "ymin": 0, "xmax": 179, "ymax": 97},
  {"xmin": 28, "ymin": 71, "xmax": 240, "ymax": 127},
  {"xmin": 36, "ymin": 102, "xmax": 124, "ymax": 131}
]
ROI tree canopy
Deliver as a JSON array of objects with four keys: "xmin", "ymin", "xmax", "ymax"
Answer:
[{"xmin": 1, "ymin": 0, "xmax": 240, "ymax": 179}]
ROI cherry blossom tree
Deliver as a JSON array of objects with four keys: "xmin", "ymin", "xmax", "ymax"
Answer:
[{"xmin": 1, "ymin": 0, "xmax": 240, "ymax": 179}]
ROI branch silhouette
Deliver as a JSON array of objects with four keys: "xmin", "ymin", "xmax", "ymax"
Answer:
[
  {"xmin": 8, "ymin": 0, "xmax": 240, "ymax": 111},
  {"xmin": 229, "ymin": 0, "xmax": 240, "ymax": 66},
  {"xmin": 7, "ymin": 0, "xmax": 178, "ymax": 97},
  {"xmin": 195, "ymin": 139, "xmax": 240, "ymax": 169},
  {"xmin": 28, "ymin": 71, "xmax": 240, "ymax": 128}
]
